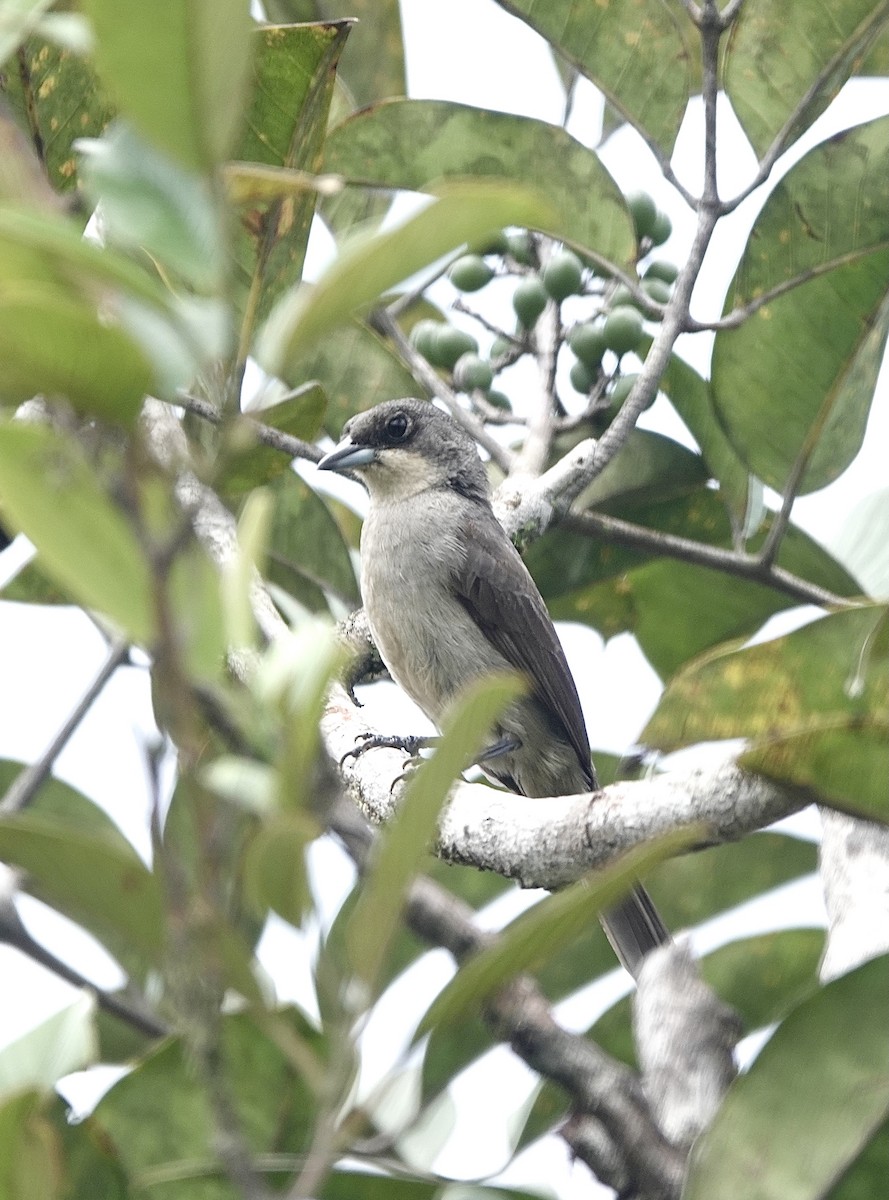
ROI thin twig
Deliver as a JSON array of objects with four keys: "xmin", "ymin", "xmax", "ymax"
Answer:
[{"xmin": 0, "ymin": 639, "xmax": 130, "ymax": 816}]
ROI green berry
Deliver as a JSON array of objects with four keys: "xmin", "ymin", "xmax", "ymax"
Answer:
[
  {"xmin": 569, "ymin": 360, "xmax": 595, "ymax": 394},
  {"xmin": 626, "ymin": 190, "xmax": 658, "ymax": 241},
  {"xmin": 432, "ymin": 325, "xmax": 478, "ymax": 369},
  {"xmin": 487, "ymin": 389, "xmax": 512, "ymax": 411},
  {"xmin": 453, "ymin": 352, "xmax": 494, "ymax": 392},
  {"xmin": 602, "ymin": 305, "xmax": 644, "ymax": 356},
  {"xmin": 506, "ymin": 232, "xmax": 535, "ymax": 266},
  {"xmin": 567, "ymin": 322, "xmax": 607, "ymax": 367},
  {"xmin": 644, "ymin": 260, "xmax": 679, "ymax": 284},
  {"xmin": 609, "ymin": 373, "xmax": 640, "ymax": 407},
  {"xmin": 542, "ymin": 250, "xmax": 584, "ymax": 302},
  {"xmin": 448, "ymin": 254, "xmax": 494, "ymax": 292},
  {"xmin": 409, "ymin": 319, "xmax": 441, "ymax": 361},
  {"xmin": 512, "ymin": 276, "xmax": 549, "ymax": 328},
  {"xmin": 642, "ymin": 278, "xmax": 671, "ymax": 305},
  {"xmin": 610, "ymin": 283, "xmax": 642, "ymax": 310},
  {"xmin": 472, "ymin": 230, "xmax": 510, "ymax": 256},
  {"xmin": 650, "ymin": 210, "xmax": 672, "ymax": 246}
]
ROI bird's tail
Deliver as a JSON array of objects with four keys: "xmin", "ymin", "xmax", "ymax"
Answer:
[{"xmin": 601, "ymin": 883, "xmax": 671, "ymax": 979}]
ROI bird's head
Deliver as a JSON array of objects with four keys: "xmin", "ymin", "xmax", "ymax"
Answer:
[{"xmin": 317, "ymin": 398, "xmax": 489, "ymax": 503}]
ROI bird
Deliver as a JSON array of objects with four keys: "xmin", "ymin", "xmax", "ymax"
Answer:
[{"xmin": 318, "ymin": 397, "xmax": 669, "ymax": 977}]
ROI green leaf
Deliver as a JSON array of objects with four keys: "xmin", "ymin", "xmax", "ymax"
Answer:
[
  {"xmin": 577, "ymin": 429, "xmax": 708, "ymax": 510},
  {"xmin": 685, "ymin": 954, "xmax": 889, "ymax": 1200},
  {"xmin": 826, "ymin": 1115, "xmax": 889, "ymax": 1200},
  {"xmin": 724, "ymin": 1, "xmax": 889, "ymax": 158},
  {"xmin": 323, "ymin": 99, "xmax": 635, "ymax": 261},
  {"xmin": 0, "ymin": 994, "xmax": 98, "ymax": 1099},
  {"xmin": 645, "ymin": 606, "xmax": 889, "ymax": 815},
  {"xmin": 0, "ymin": 1091, "xmax": 61, "ymax": 1200},
  {"xmin": 0, "ymin": 1, "xmax": 54, "ymax": 66},
  {"xmin": 415, "ymin": 828, "xmax": 696, "ymax": 1041},
  {"xmin": 45, "ymin": 1092, "xmax": 129, "ymax": 1200},
  {"xmin": 0, "ymin": 812, "xmax": 164, "ymax": 962},
  {"xmin": 490, "ymin": 0, "xmax": 696, "ymax": 153},
  {"xmin": 0, "ymin": 760, "xmax": 133, "ymax": 853},
  {"xmin": 82, "ymin": 0, "xmax": 254, "ymax": 170},
  {"xmin": 266, "ymin": 471, "xmax": 359, "ymax": 609},
  {"xmin": 94, "ymin": 1009, "xmax": 323, "ymax": 1194},
  {"xmin": 258, "ymin": 181, "xmax": 558, "ymax": 374},
  {"xmin": 0, "ymin": 282, "xmax": 152, "ymax": 423},
  {"xmin": 0, "ymin": 33, "xmax": 114, "ymax": 195},
  {"xmin": 346, "ymin": 674, "xmax": 523, "ymax": 997},
  {"xmin": 223, "ymin": 383, "xmax": 327, "ymax": 499},
  {"xmin": 0, "ymin": 423, "xmax": 154, "ymax": 641},
  {"xmin": 233, "ymin": 22, "xmax": 351, "ymax": 326},
  {"xmin": 714, "ymin": 117, "xmax": 889, "ymax": 493},
  {"xmin": 243, "ymin": 811, "xmax": 315, "ymax": 927}
]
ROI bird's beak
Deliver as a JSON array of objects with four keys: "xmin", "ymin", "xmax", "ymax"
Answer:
[{"xmin": 317, "ymin": 437, "xmax": 376, "ymax": 472}]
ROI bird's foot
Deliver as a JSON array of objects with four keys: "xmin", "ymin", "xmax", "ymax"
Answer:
[{"xmin": 339, "ymin": 731, "xmax": 437, "ymax": 767}]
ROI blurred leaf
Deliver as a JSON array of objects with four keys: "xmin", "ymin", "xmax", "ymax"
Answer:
[
  {"xmin": 0, "ymin": 99, "xmax": 65, "ymax": 210},
  {"xmin": 266, "ymin": 471, "xmax": 359, "ymax": 609},
  {"xmin": 415, "ymin": 828, "xmax": 696, "ymax": 1041},
  {"xmin": 714, "ymin": 117, "xmax": 889, "ymax": 493},
  {"xmin": 0, "ymin": 282, "xmax": 152, "ymax": 422},
  {"xmin": 78, "ymin": 122, "xmax": 227, "ymax": 294},
  {"xmin": 0, "ymin": 423, "xmax": 154, "ymax": 641},
  {"xmin": 0, "ymin": 1, "xmax": 54, "ymax": 65},
  {"xmin": 264, "ymin": 0, "xmax": 404, "ymax": 108},
  {"xmin": 420, "ymin": 1012, "xmax": 492, "ymax": 1107},
  {"xmin": 259, "ymin": 181, "xmax": 558, "ymax": 374},
  {"xmin": 94, "ymin": 1009, "xmax": 323, "ymax": 1195},
  {"xmin": 223, "ymin": 383, "xmax": 326, "ymax": 499},
  {"xmin": 82, "ymin": 0, "xmax": 254, "ymax": 170},
  {"xmin": 685, "ymin": 954, "xmax": 889, "ymax": 1200},
  {"xmin": 826, "ymin": 1114, "xmax": 889, "ymax": 1200},
  {"xmin": 0, "ymin": 760, "xmax": 132, "ymax": 851},
  {"xmin": 0, "ymin": 1091, "xmax": 61, "ymax": 1200},
  {"xmin": 724, "ymin": 2, "xmax": 889, "ymax": 157},
  {"xmin": 0, "ymin": 994, "xmax": 98, "ymax": 1099},
  {"xmin": 490, "ymin": 0, "xmax": 696, "ymax": 153},
  {"xmin": 45, "ymin": 1093, "xmax": 129, "ymax": 1200},
  {"xmin": 0, "ymin": 34, "xmax": 114, "ymax": 195},
  {"xmin": 233, "ymin": 22, "xmax": 350, "ymax": 326},
  {"xmin": 0, "ymin": 813, "xmax": 164, "ymax": 961},
  {"xmin": 288, "ymin": 318, "xmax": 423, "ymax": 433},
  {"xmin": 243, "ymin": 811, "xmax": 315, "ymax": 927},
  {"xmin": 323, "ymin": 99, "xmax": 635, "ymax": 262},
  {"xmin": 322, "ymin": 1172, "xmax": 546, "ymax": 1200},
  {"xmin": 347, "ymin": 674, "xmax": 523, "ymax": 998}
]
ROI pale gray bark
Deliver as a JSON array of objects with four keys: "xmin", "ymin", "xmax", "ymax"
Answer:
[{"xmin": 819, "ymin": 809, "xmax": 889, "ymax": 982}]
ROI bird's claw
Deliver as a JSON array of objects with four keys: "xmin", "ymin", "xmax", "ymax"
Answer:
[{"xmin": 339, "ymin": 732, "xmax": 433, "ymax": 768}]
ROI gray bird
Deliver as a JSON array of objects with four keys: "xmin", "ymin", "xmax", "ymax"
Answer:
[{"xmin": 318, "ymin": 397, "xmax": 668, "ymax": 977}]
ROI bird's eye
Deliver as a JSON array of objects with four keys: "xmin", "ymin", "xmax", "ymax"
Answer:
[{"xmin": 384, "ymin": 412, "xmax": 409, "ymax": 442}]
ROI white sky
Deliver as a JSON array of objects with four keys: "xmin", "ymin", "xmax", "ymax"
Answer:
[{"xmin": 1, "ymin": 2, "xmax": 888, "ymax": 1196}]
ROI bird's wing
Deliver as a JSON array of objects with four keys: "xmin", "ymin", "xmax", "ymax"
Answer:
[{"xmin": 451, "ymin": 506, "xmax": 595, "ymax": 789}]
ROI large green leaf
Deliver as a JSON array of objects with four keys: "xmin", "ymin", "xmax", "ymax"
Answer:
[
  {"xmin": 645, "ymin": 606, "xmax": 889, "ymax": 817},
  {"xmin": 825, "ymin": 1115, "xmax": 889, "ymax": 1200},
  {"xmin": 527, "ymin": 483, "xmax": 860, "ymax": 678},
  {"xmin": 258, "ymin": 181, "xmax": 557, "ymax": 374},
  {"xmin": 233, "ymin": 22, "xmax": 351, "ymax": 327},
  {"xmin": 323, "ymin": 99, "xmax": 635, "ymax": 263},
  {"xmin": 0, "ymin": 33, "xmax": 114, "ymax": 195},
  {"xmin": 713, "ymin": 117, "xmax": 889, "ymax": 493},
  {"xmin": 0, "ymin": 1091, "xmax": 61, "ymax": 1200},
  {"xmin": 685, "ymin": 954, "xmax": 889, "ymax": 1200},
  {"xmin": 82, "ymin": 0, "xmax": 254, "ymax": 170},
  {"xmin": 491, "ymin": 0, "xmax": 697, "ymax": 153},
  {"xmin": 724, "ymin": 0, "xmax": 889, "ymax": 158},
  {"xmin": 0, "ymin": 995, "xmax": 97, "ymax": 1099},
  {"xmin": 223, "ymin": 383, "xmax": 327, "ymax": 499}
]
